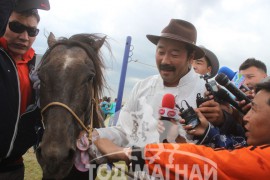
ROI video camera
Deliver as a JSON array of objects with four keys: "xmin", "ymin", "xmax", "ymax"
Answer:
[{"xmin": 196, "ymin": 74, "xmax": 220, "ymax": 107}]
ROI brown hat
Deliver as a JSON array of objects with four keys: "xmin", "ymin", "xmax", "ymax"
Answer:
[
  {"xmin": 146, "ymin": 19, "xmax": 205, "ymax": 59},
  {"xmin": 199, "ymin": 46, "xmax": 220, "ymax": 78},
  {"xmin": 14, "ymin": 0, "xmax": 50, "ymax": 12}
]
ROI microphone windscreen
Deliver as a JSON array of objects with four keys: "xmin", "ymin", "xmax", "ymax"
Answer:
[
  {"xmin": 162, "ymin": 93, "xmax": 175, "ymax": 109},
  {"xmin": 215, "ymin": 73, "xmax": 230, "ymax": 86},
  {"xmin": 218, "ymin": 66, "xmax": 236, "ymax": 80}
]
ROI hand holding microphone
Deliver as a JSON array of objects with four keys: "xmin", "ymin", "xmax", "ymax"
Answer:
[
  {"xmin": 215, "ymin": 73, "xmax": 251, "ymax": 105},
  {"xmin": 197, "ymin": 98, "xmax": 225, "ymax": 126},
  {"xmin": 215, "ymin": 88, "xmax": 245, "ymax": 114},
  {"xmin": 159, "ymin": 93, "xmax": 180, "ymax": 121},
  {"xmin": 158, "ymin": 94, "xmax": 180, "ymax": 142},
  {"xmin": 238, "ymin": 99, "xmax": 252, "ymax": 114}
]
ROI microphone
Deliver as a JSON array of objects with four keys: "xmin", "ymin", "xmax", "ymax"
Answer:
[
  {"xmin": 218, "ymin": 66, "xmax": 249, "ymax": 91},
  {"xmin": 159, "ymin": 94, "xmax": 180, "ymax": 120},
  {"xmin": 216, "ymin": 88, "xmax": 245, "ymax": 114},
  {"xmin": 218, "ymin": 66, "xmax": 236, "ymax": 80},
  {"xmin": 215, "ymin": 73, "xmax": 251, "ymax": 105},
  {"xmin": 159, "ymin": 93, "xmax": 180, "ymax": 142}
]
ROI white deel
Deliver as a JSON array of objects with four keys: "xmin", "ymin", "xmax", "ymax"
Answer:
[{"xmin": 95, "ymin": 68, "xmax": 206, "ymax": 149}]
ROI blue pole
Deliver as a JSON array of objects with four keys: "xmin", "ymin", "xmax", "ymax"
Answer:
[{"xmin": 113, "ymin": 36, "xmax": 132, "ymax": 125}]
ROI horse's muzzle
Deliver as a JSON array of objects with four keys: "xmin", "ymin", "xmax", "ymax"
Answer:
[{"xmin": 36, "ymin": 146, "xmax": 76, "ymax": 179}]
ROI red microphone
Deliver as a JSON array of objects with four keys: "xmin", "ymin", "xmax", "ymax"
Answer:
[
  {"xmin": 159, "ymin": 94, "xmax": 180, "ymax": 143},
  {"xmin": 159, "ymin": 93, "xmax": 180, "ymax": 121}
]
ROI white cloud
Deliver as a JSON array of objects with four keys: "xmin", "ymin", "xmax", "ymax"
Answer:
[{"xmin": 33, "ymin": 0, "xmax": 270, "ymax": 100}]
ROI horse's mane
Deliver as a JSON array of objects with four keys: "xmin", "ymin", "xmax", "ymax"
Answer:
[
  {"xmin": 41, "ymin": 33, "xmax": 110, "ymax": 104},
  {"xmin": 40, "ymin": 33, "xmax": 111, "ymax": 128}
]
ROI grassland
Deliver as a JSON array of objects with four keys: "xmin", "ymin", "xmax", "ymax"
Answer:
[
  {"xmin": 23, "ymin": 149, "xmax": 127, "ymax": 180},
  {"xmin": 23, "ymin": 149, "xmax": 42, "ymax": 180}
]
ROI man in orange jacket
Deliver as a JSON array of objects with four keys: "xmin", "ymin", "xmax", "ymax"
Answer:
[{"xmin": 94, "ymin": 77, "xmax": 270, "ymax": 179}]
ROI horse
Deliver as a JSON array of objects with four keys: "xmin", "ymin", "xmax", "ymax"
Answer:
[{"xmin": 36, "ymin": 32, "xmax": 108, "ymax": 179}]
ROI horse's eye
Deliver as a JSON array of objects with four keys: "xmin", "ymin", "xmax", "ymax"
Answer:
[{"xmin": 88, "ymin": 74, "xmax": 95, "ymax": 81}]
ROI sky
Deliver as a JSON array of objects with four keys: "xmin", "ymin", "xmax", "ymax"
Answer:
[{"xmin": 33, "ymin": 0, "xmax": 270, "ymax": 102}]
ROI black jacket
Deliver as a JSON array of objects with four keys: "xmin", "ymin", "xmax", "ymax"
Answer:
[{"xmin": 0, "ymin": 47, "xmax": 41, "ymax": 164}]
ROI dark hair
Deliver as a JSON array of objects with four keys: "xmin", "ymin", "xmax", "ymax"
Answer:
[
  {"xmin": 102, "ymin": 96, "xmax": 107, "ymax": 101},
  {"xmin": 15, "ymin": 9, "xmax": 40, "ymax": 23},
  {"xmin": 239, "ymin": 58, "xmax": 267, "ymax": 74},
  {"xmin": 255, "ymin": 77, "xmax": 270, "ymax": 106}
]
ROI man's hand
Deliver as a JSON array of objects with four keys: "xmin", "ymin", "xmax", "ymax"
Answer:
[
  {"xmin": 238, "ymin": 99, "xmax": 252, "ymax": 114},
  {"xmin": 157, "ymin": 119, "xmax": 187, "ymax": 143},
  {"xmin": 240, "ymin": 87, "xmax": 255, "ymax": 99},
  {"xmin": 157, "ymin": 119, "xmax": 179, "ymax": 142},
  {"xmin": 198, "ymin": 99, "xmax": 224, "ymax": 126},
  {"xmin": 94, "ymin": 138, "xmax": 130, "ymax": 164},
  {"xmin": 180, "ymin": 109, "xmax": 209, "ymax": 136}
]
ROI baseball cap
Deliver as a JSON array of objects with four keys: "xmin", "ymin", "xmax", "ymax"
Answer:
[{"xmin": 14, "ymin": 0, "xmax": 50, "ymax": 12}]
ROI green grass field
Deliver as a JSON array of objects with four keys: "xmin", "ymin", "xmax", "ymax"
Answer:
[
  {"xmin": 24, "ymin": 149, "xmax": 42, "ymax": 180},
  {"xmin": 23, "ymin": 149, "xmax": 128, "ymax": 180}
]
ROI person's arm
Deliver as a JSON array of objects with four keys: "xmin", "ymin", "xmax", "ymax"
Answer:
[
  {"xmin": 95, "ymin": 81, "xmax": 141, "ymax": 147},
  {"xmin": 182, "ymin": 109, "xmax": 247, "ymax": 149},
  {"xmin": 195, "ymin": 123, "xmax": 246, "ymax": 148},
  {"xmin": 89, "ymin": 81, "xmax": 143, "ymax": 162},
  {"xmin": 93, "ymin": 137, "xmax": 130, "ymax": 163},
  {"xmin": 218, "ymin": 109, "xmax": 246, "ymax": 136},
  {"xmin": 93, "ymin": 139, "xmax": 270, "ymax": 179},
  {"xmin": 143, "ymin": 143, "xmax": 270, "ymax": 179},
  {"xmin": 198, "ymin": 99, "xmax": 224, "ymax": 126},
  {"xmin": 86, "ymin": 124, "xmax": 130, "ymax": 164},
  {"xmin": 95, "ymin": 125, "xmax": 129, "ymax": 147}
]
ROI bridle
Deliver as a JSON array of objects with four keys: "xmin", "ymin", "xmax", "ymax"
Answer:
[
  {"xmin": 39, "ymin": 42, "xmax": 99, "ymax": 144},
  {"xmin": 41, "ymin": 97, "xmax": 96, "ymax": 143}
]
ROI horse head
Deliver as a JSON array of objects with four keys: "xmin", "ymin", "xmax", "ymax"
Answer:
[{"xmin": 36, "ymin": 33, "xmax": 107, "ymax": 179}]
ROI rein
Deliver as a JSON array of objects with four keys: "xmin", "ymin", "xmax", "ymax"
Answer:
[{"xmin": 41, "ymin": 99, "xmax": 95, "ymax": 143}]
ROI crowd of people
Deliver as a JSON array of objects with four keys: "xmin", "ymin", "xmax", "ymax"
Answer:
[
  {"xmin": 0, "ymin": 0, "xmax": 269, "ymax": 179},
  {"xmin": 99, "ymin": 96, "xmax": 117, "ymax": 126},
  {"xmin": 91, "ymin": 19, "xmax": 270, "ymax": 179}
]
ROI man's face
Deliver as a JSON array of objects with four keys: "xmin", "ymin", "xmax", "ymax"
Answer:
[
  {"xmin": 156, "ymin": 38, "xmax": 194, "ymax": 87},
  {"xmin": 192, "ymin": 57, "xmax": 211, "ymax": 75},
  {"xmin": 240, "ymin": 66, "xmax": 267, "ymax": 90},
  {"xmin": 244, "ymin": 90, "xmax": 270, "ymax": 146},
  {"xmin": 3, "ymin": 11, "xmax": 38, "ymax": 58}
]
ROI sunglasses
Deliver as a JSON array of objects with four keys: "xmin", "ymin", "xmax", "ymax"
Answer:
[{"xmin": 8, "ymin": 21, "xmax": 39, "ymax": 37}]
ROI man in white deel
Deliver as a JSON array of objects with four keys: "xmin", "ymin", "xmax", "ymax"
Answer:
[{"xmin": 91, "ymin": 19, "xmax": 206, "ymax": 160}]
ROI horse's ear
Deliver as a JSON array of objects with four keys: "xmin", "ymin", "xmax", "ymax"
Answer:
[
  {"xmin": 93, "ymin": 36, "xmax": 106, "ymax": 51},
  {"xmin": 48, "ymin": 32, "xmax": 57, "ymax": 48}
]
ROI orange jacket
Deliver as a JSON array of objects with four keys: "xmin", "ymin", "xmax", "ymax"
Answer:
[{"xmin": 144, "ymin": 143, "xmax": 270, "ymax": 180}]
